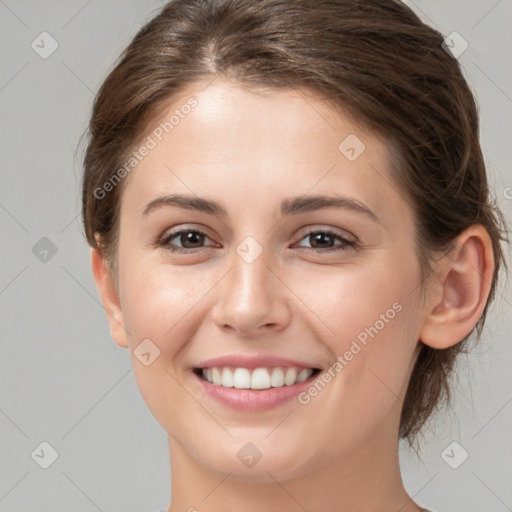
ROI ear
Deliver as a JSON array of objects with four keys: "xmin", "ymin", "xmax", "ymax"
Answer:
[
  {"xmin": 419, "ymin": 225, "xmax": 495, "ymax": 349},
  {"xmin": 91, "ymin": 247, "xmax": 129, "ymax": 348}
]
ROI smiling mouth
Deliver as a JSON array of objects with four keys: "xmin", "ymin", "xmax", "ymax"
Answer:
[{"xmin": 193, "ymin": 366, "xmax": 322, "ymax": 390}]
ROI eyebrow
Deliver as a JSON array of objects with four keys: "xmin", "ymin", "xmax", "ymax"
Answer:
[{"xmin": 142, "ymin": 193, "xmax": 379, "ymax": 223}]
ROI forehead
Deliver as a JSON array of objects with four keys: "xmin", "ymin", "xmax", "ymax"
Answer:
[{"xmin": 120, "ymin": 78, "xmax": 398, "ymax": 220}]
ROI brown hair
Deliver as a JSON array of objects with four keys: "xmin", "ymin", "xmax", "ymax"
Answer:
[{"xmin": 81, "ymin": 0, "xmax": 508, "ymax": 441}]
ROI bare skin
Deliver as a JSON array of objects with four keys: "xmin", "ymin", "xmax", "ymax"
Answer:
[{"xmin": 91, "ymin": 77, "xmax": 494, "ymax": 512}]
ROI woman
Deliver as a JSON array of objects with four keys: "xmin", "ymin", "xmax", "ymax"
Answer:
[{"xmin": 81, "ymin": 0, "xmax": 507, "ymax": 510}]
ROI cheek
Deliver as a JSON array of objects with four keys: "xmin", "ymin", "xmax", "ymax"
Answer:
[
  {"xmin": 120, "ymin": 263, "xmax": 198, "ymax": 427},
  {"xmin": 302, "ymin": 254, "xmax": 420, "ymax": 349},
  {"xmin": 120, "ymin": 257, "xmax": 197, "ymax": 340},
  {"xmin": 300, "ymin": 256, "xmax": 422, "ymax": 411}
]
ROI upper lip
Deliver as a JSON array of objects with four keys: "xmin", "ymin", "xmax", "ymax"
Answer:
[{"xmin": 193, "ymin": 354, "xmax": 321, "ymax": 370}]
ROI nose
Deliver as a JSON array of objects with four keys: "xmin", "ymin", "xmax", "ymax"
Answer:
[{"xmin": 211, "ymin": 246, "xmax": 292, "ymax": 337}]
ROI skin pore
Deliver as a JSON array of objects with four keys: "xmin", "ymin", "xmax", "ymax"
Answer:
[{"xmin": 91, "ymin": 78, "xmax": 494, "ymax": 512}]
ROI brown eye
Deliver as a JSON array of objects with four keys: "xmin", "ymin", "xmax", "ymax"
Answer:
[
  {"xmin": 159, "ymin": 228, "xmax": 215, "ymax": 253},
  {"xmin": 295, "ymin": 229, "xmax": 355, "ymax": 252}
]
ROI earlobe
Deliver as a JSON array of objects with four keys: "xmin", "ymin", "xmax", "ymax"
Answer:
[
  {"xmin": 419, "ymin": 225, "xmax": 494, "ymax": 350},
  {"xmin": 90, "ymin": 247, "xmax": 129, "ymax": 348}
]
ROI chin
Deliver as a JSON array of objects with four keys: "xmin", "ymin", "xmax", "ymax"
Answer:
[{"xmin": 195, "ymin": 437, "xmax": 321, "ymax": 484}]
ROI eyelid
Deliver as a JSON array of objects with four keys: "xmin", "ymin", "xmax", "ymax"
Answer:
[
  {"xmin": 296, "ymin": 224, "xmax": 356, "ymax": 243},
  {"xmin": 159, "ymin": 224, "xmax": 355, "ymax": 243},
  {"xmin": 157, "ymin": 224, "xmax": 358, "ymax": 255},
  {"xmin": 159, "ymin": 226, "xmax": 217, "ymax": 246},
  {"xmin": 292, "ymin": 228, "xmax": 356, "ymax": 252}
]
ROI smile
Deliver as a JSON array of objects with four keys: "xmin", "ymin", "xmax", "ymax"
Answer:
[
  {"xmin": 195, "ymin": 366, "xmax": 321, "ymax": 390},
  {"xmin": 192, "ymin": 365, "xmax": 322, "ymax": 411}
]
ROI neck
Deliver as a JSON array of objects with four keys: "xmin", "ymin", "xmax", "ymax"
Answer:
[{"xmin": 166, "ymin": 420, "xmax": 422, "ymax": 512}]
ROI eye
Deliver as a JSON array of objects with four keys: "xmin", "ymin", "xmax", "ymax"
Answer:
[
  {"xmin": 157, "ymin": 226, "xmax": 356, "ymax": 255},
  {"xmin": 158, "ymin": 228, "xmax": 216, "ymax": 253},
  {"xmin": 294, "ymin": 228, "xmax": 356, "ymax": 252}
]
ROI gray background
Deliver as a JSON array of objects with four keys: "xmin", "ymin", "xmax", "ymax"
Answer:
[{"xmin": 0, "ymin": 1, "xmax": 511, "ymax": 511}]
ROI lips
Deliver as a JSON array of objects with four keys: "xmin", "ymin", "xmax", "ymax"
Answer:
[
  {"xmin": 190, "ymin": 354, "xmax": 322, "ymax": 411},
  {"xmin": 193, "ymin": 354, "xmax": 321, "ymax": 370}
]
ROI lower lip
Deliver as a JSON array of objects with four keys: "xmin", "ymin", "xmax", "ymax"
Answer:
[{"xmin": 191, "ymin": 370, "xmax": 319, "ymax": 411}]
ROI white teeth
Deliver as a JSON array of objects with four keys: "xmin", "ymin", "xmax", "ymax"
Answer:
[
  {"xmin": 233, "ymin": 368, "xmax": 251, "ymax": 389},
  {"xmin": 211, "ymin": 368, "xmax": 222, "ymax": 385},
  {"xmin": 270, "ymin": 368, "xmax": 284, "ymax": 387},
  {"xmin": 200, "ymin": 366, "xmax": 314, "ymax": 389},
  {"xmin": 221, "ymin": 367, "xmax": 233, "ymax": 387},
  {"xmin": 251, "ymin": 368, "xmax": 271, "ymax": 389},
  {"xmin": 284, "ymin": 367, "xmax": 297, "ymax": 385},
  {"xmin": 296, "ymin": 368, "xmax": 312, "ymax": 383}
]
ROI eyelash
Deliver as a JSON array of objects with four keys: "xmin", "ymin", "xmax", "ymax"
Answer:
[{"xmin": 158, "ymin": 227, "xmax": 356, "ymax": 254}]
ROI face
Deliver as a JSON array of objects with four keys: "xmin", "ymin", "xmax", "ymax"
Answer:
[{"xmin": 109, "ymin": 78, "xmax": 427, "ymax": 482}]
